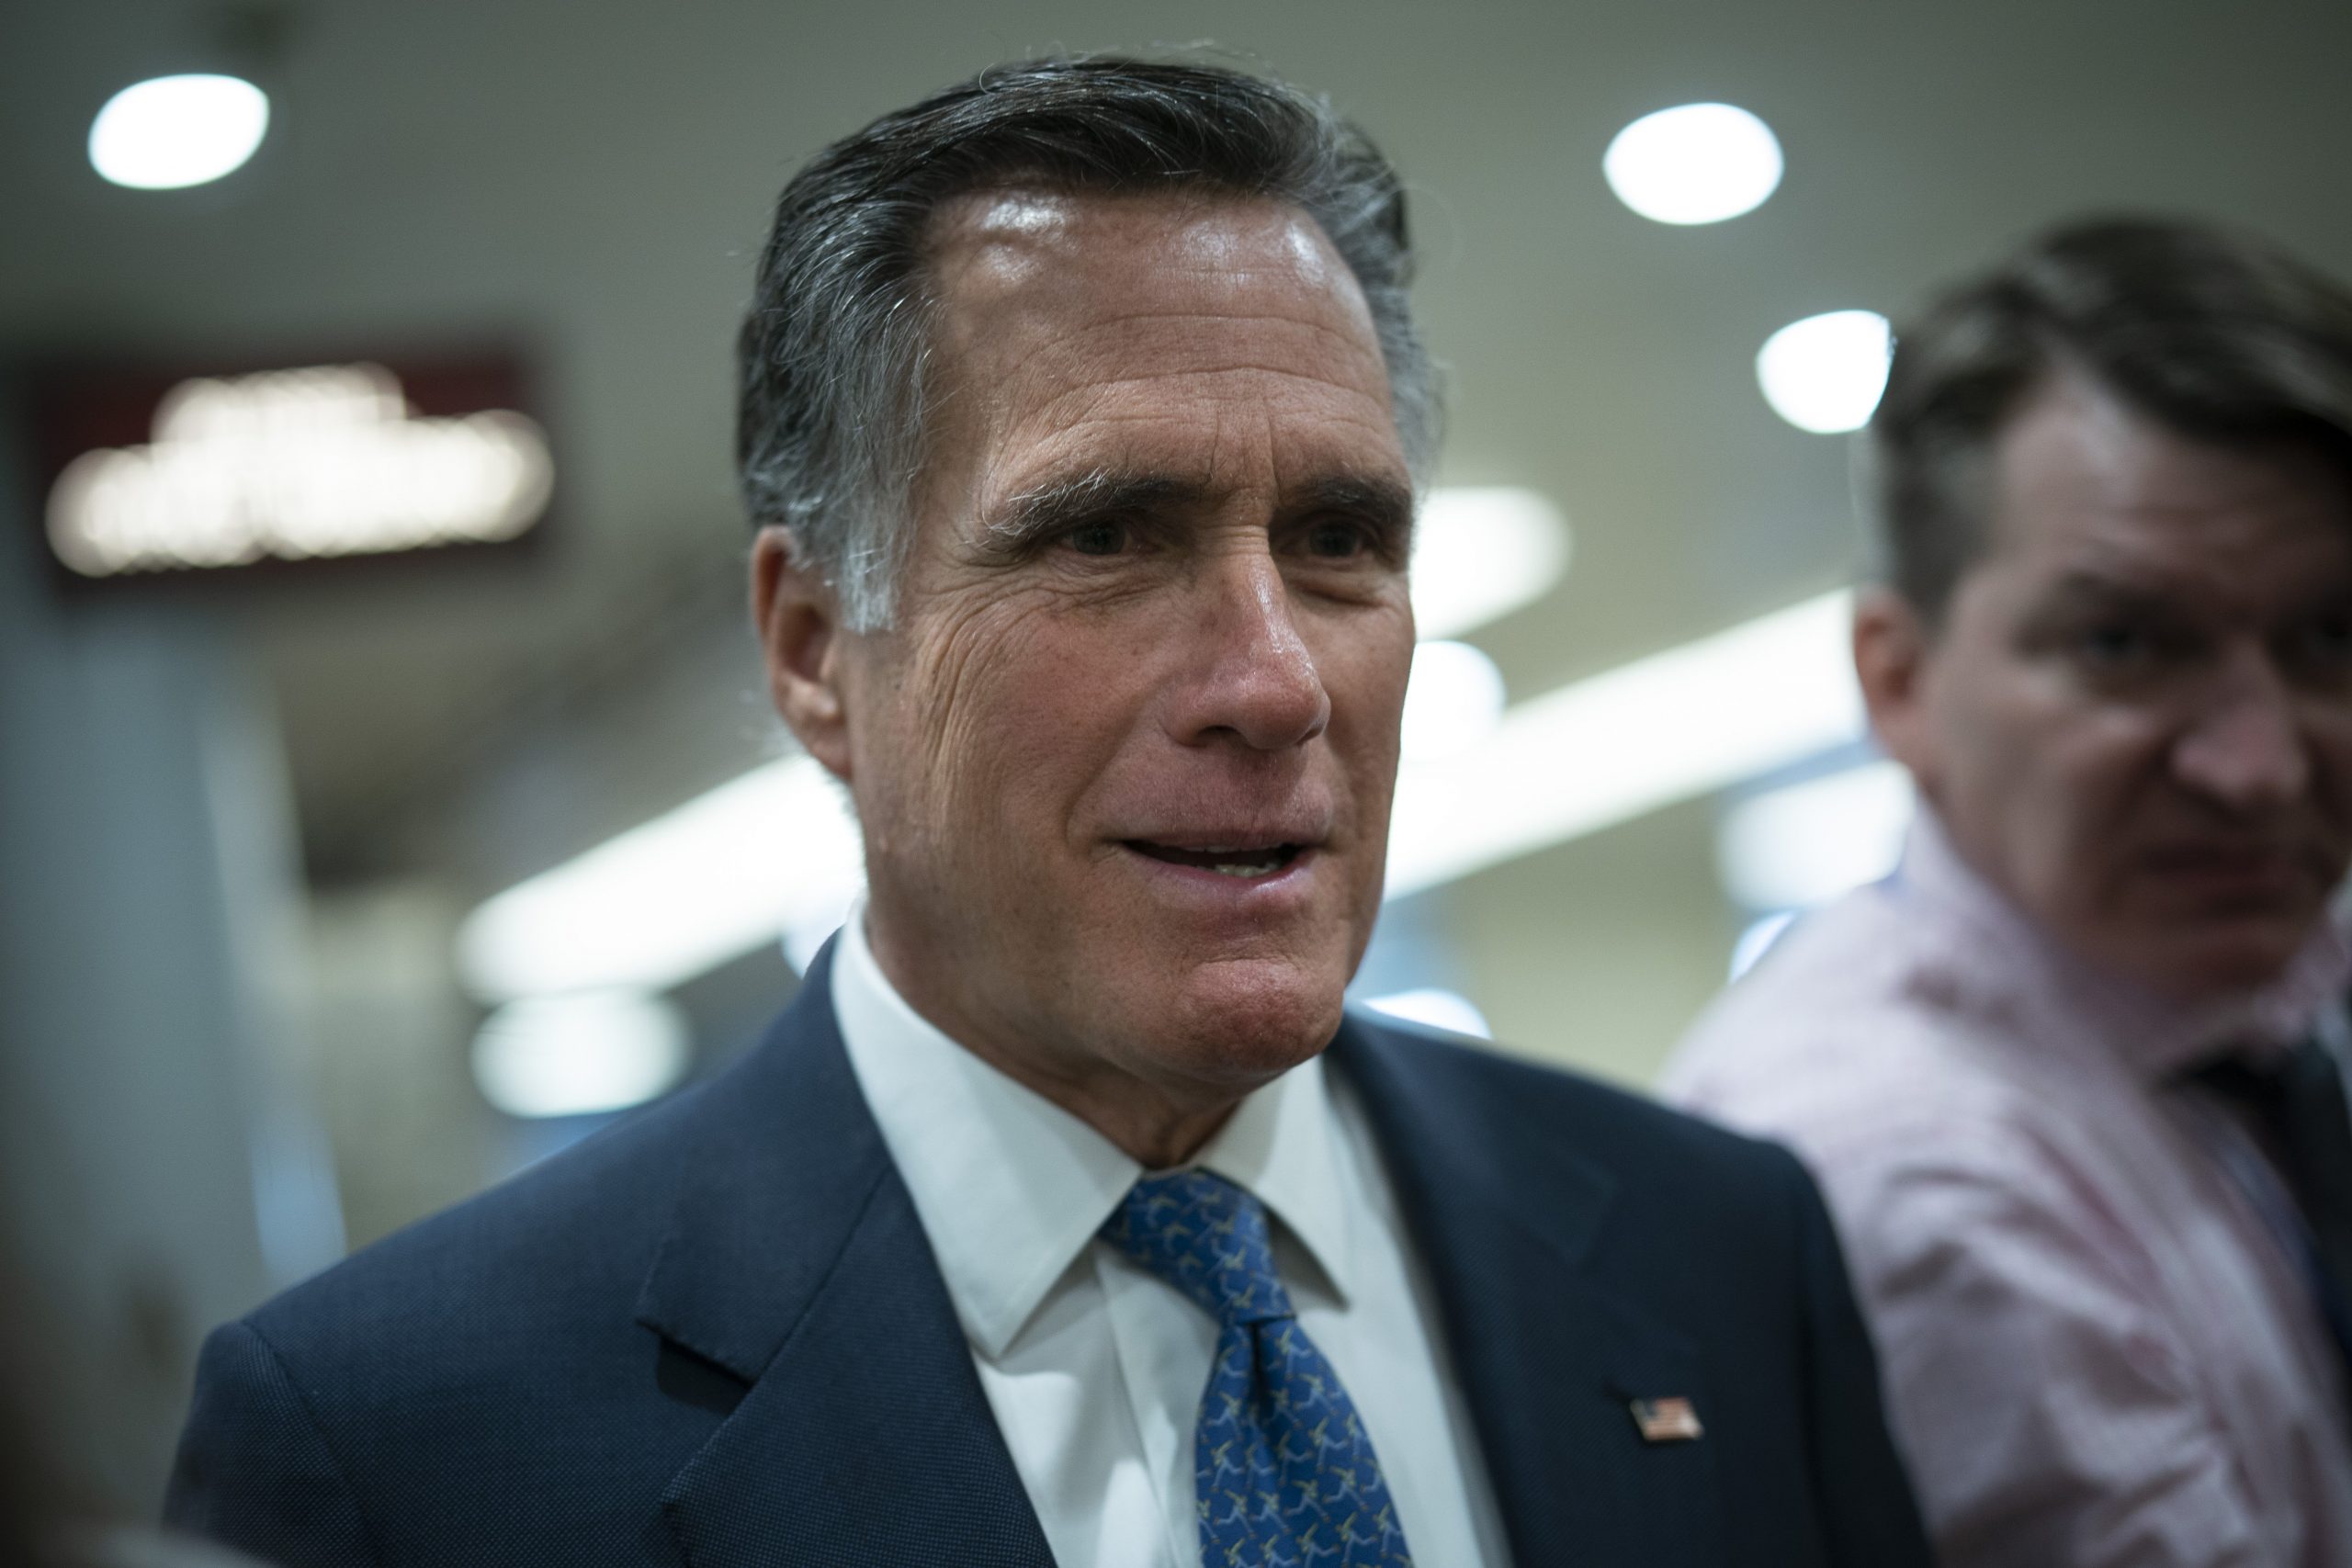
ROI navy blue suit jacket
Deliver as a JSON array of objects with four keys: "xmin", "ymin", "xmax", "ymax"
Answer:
[{"xmin": 168, "ymin": 949, "xmax": 1930, "ymax": 1565}]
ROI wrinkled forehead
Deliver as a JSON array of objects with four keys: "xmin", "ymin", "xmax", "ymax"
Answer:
[
  {"xmin": 904, "ymin": 186, "xmax": 1404, "ymax": 516},
  {"xmin": 1986, "ymin": 367, "xmax": 2352, "ymax": 581},
  {"xmin": 920, "ymin": 185, "xmax": 1380, "ymax": 351}
]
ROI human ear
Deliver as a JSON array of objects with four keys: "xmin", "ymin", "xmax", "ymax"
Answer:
[
  {"xmin": 1852, "ymin": 587, "xmax": 1939, "ymax": 794},
  {"xmin": 751, "ymin": 526, "xmax": 854, "ymax": 781}
]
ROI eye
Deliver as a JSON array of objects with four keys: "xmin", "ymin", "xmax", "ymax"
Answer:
[
  {"xmin": 2289, "ymin": 608, "xmax": 2352, "ymax": 671},
  {"xmin": 1061, "ymin": 519, "xmax": 1128, "ymax": 558},
  {"xmin": 1303, "ymin": 520, "xmax": 1369, "ymax": 559},
  {"xmin": 2073, "ymin": 621, "xmax": 2166, "ymax": 671}
]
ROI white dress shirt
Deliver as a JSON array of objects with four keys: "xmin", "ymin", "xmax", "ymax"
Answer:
[{"xmin": 831, "ymin": 910, "xmax": 1510, "ymax": 1568}]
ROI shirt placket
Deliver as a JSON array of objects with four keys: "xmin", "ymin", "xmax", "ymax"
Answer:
[{"xmin": 1097, "ymin": 1240, "xmax": 1215, "ymax": 1568}]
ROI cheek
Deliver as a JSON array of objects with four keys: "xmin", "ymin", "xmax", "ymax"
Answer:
[
  {"xmin": 2022, "ymin": 707, "xmax": 2156, "ymax": 805},
  {"xmin": 901, "ymin": 604, "xmax": 1150, "ymax": 836},
  {"xmin": 2311, "ymin": 709, "xmax": 2352, "ymax": 817},
  {"xmin": 1318, "ymin": 604, "xmax": 1413, "ymax": 720},
  {"xmin": 1930, "ymin": 669, "xmax": 2160, "ymax": 875},
  {"xmin": 1319, "ymin": 621, "xmax": 1413, "ymax": 895},
  {"xmin": 1343, "ymin": 665, "xmax": 1408, "ymax": 802},
  {"xmin": 2017, "ymin": 721, "xmax": 2187, "ymax": 911}
]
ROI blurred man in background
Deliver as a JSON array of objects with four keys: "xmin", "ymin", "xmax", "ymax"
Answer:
[
  {"xmin": 167, "ymin": 56, "xmax": 1928, "ymax": 1568},
  {"xmin": 1668, "ymin": 217, "xmax": 2352, "ymax": 1566}
]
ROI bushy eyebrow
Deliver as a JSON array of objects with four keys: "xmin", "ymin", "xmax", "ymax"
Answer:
[
  {"xmin": 982, "ymin": 469, "xmax": 1200, "ymax": 552},
  {"xmin": 979, "ymin": 467, "xmax": 1417, "ymax": 554},
  {"xmin": 2036, "ymin": 571, "xmax": 2184, "ymax": 614},
  {"xmin": 1292, "ymin": 475, "xmax": 1415, "ymax": 552},
  {"xmin": 2033, "ymin": 568, "xmax": 2352, "ymax": 626}
]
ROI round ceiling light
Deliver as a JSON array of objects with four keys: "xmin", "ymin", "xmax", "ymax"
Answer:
[
  {"xmin": 1755, "ymin": 310, "xmax": 1894, "ymax": 434},
  {"xmin": 1603, "ymin": 103, "xmax": 1783, "ymax": 225},
  {"xmin": 89, "ymin": 73, "xmax": 270, "ymax": 190}
]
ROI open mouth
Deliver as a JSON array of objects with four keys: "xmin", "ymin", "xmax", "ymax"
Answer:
[{"xmin": 1125, "ymin": 841, "xmax": 1304, "ymax": 879}]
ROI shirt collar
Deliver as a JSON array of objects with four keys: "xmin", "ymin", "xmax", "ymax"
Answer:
[
  {"xmin": 829, "ymin": 905, "xmax": 1354, "ymax": 1359},
  {"xmin": 1198, "ymin": 1046, "xmax": 1356, "ymax": 1309},
  {"xmin": 1894, "ymin": 806, "xmax": 2350, "ymax": 1081}
]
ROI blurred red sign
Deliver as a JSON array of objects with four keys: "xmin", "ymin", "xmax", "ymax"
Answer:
[{"xmin": 21, "ymin": 351, "xmax": 552, "ymax": 591}]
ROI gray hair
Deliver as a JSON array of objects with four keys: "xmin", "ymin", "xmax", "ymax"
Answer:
[
  {"xmin": 736, "ymin": 56, "xmax": 1439, "ymax": 630},
  {"xmin": 1870, "ymin": 215, "xmax": 2352, "ymax": 626}
]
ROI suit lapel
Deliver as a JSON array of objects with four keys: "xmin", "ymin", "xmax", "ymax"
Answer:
[
  {"xmin": 1332, "ymin": 1018, "xmax": 1726, "ymax": 1568},
  {"xmin": 633, "ymin": 969, "xmax": 1724, "ymax": 1564},
  {"xmin": 638, "ymin": 949, "xmax": 1055, "ymax": 1567}
]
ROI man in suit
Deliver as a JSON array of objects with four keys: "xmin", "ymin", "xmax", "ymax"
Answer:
[{"xmin": 167, "ymin": 58, "xmax": 1929, "ymax": 1567}]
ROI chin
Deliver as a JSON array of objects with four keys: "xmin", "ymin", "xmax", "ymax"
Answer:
[
  {"xmin": 2116, "ymin": 922, "xmax": 2315, "ymax": 1000},
  {"xmin": 2181, "ymin": 942, "xmax": 2311, "ymax": 996},
  {"xmin": 1148, "ymin": 954, "xmax": 1348, "ymax": 1089}
]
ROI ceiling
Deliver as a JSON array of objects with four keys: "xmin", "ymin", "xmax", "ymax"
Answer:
[{"xmin": 7, "ymin": 0, "xmax": 2350, "ymax": 889}]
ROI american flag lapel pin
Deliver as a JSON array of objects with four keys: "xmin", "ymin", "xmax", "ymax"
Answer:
[{"xmin": 1629, "ymin": 1395, "xmax": 1704, "ymax": 1443}]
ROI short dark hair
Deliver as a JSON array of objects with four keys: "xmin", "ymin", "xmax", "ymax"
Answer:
[
  {"xmin": 736, "ymin": 55, "xmax": 1436, "ymax": 628},
  {"xmin": 1871, "ymin": 216, "xmax": 2352, "ymax": 623}
]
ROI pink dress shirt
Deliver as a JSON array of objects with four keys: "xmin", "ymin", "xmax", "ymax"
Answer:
[{"xmin": 1663, "ymin": 810, "xmax": 2352, "ymax": 1568}]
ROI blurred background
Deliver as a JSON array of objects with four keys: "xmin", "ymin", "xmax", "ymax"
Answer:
[{"xmin": 5, "ymin": 0, "xmax": 2349, "ymax": 1522}]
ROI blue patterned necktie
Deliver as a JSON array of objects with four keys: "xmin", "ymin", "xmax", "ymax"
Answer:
[{"xmin": 1101, "ymin": 1168, "xmax": 1415, "ymax": 1568}]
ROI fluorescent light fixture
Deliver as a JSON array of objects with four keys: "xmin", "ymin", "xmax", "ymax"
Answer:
[
  {"xmin": 471, "ymin": 988, "xmax": 690, "ymax": 1119},
  {"xmin": 1716, "ymin": 759, "xmax": 1912, "ymax": 912},
  {"xmin": 1363, "ymin": 987, "xmax": 1493, "ymax": 1040},
  {"xmin": 461, "ymin": 590, "xmax": 1862, "ymax": 1001},
  {"xmin": 1602, "ymin": 103, "xmax": 1783, "ymax": 226},
  {"xmin": 47, "ymin": 363, "xmax": 552, "ymax": 577},
  {"xmin": 89, "ymin": 73, "xmax": 269, "ymax": 190},
  {"xmin": 1412, "ymin": 487, "xmax": 1571, "ymax": 640},
  {"xmin": 1385, "ymin": 591, "xmax": 1861, "ymax": 897},
  {"xmin": 1400, "ymin": 639, "xmax": 1507, "ymax": 762},
  {"xmin": 457, "ymin": 755, "xmax": 861, "ymax": 1002},
  {"xmin": 1756, "ymin": 310, "xmax": 1893, "ymax": 434}
]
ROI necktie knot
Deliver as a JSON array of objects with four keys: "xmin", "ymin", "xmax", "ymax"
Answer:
[{"xmin": 1102, "ymin": 1169, "xmax": 1295, "ymax": 1326}]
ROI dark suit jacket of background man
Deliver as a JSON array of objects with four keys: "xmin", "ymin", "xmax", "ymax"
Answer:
[{"xmin": 166, "ymin": 943, "xmax": 1931, "ymax": 1566}]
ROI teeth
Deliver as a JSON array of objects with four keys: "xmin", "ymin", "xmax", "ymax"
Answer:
[{"xmin": 1210, "ymin": 860, "xmax": 1280, "ymax": 877}]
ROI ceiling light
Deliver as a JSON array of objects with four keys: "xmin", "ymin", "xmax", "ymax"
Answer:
[
  {"xmin": 88, "ymin": 73, "xmax": 270, "ymax": 191},
  {"xmin": 470, "ymin": 989, "xmax": 691, "ymax": 1119},
  {"xmin": 1412, "ymin": 487, "xmax": 1571, "ymax": 640},
  {"xmin": 1400, "ymin": 639, "xmax": 1507, "ymax": 762},
  {"xmin": 1756, "ymin": 310, "xmax": 1893, "ymax": 434},
  {"xmin": 1385, "ymin": 591, "xmax": 1861, "ymax": 897},
  {"xmin": 1716, "ymin": 759, "xmax": 1912, "ymax": 912},
  {"xmin": 1602, "ymin": 103, "xmax": 1783, "ymax": 226},
  {"xmin": 456, "ymin": 755, "xmax": 862, "ymax": 1002}
]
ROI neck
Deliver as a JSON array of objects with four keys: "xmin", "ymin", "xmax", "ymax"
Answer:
[
  {"xmin": 855, "ymin": 911, "xmax": 1261, "ymax": 1169},
  {"xmin": 944, "ymin": 1032, "xmax": 1244, "ymax": 1168}
]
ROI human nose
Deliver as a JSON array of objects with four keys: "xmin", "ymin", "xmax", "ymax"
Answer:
[
  {"xmin": 1165, "ymin": 548, "xmax": 1330, "ymax": 751},
  {"xmin": 2172, "ymin": 649, "xmax": 2311, "ymax": 811}
]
